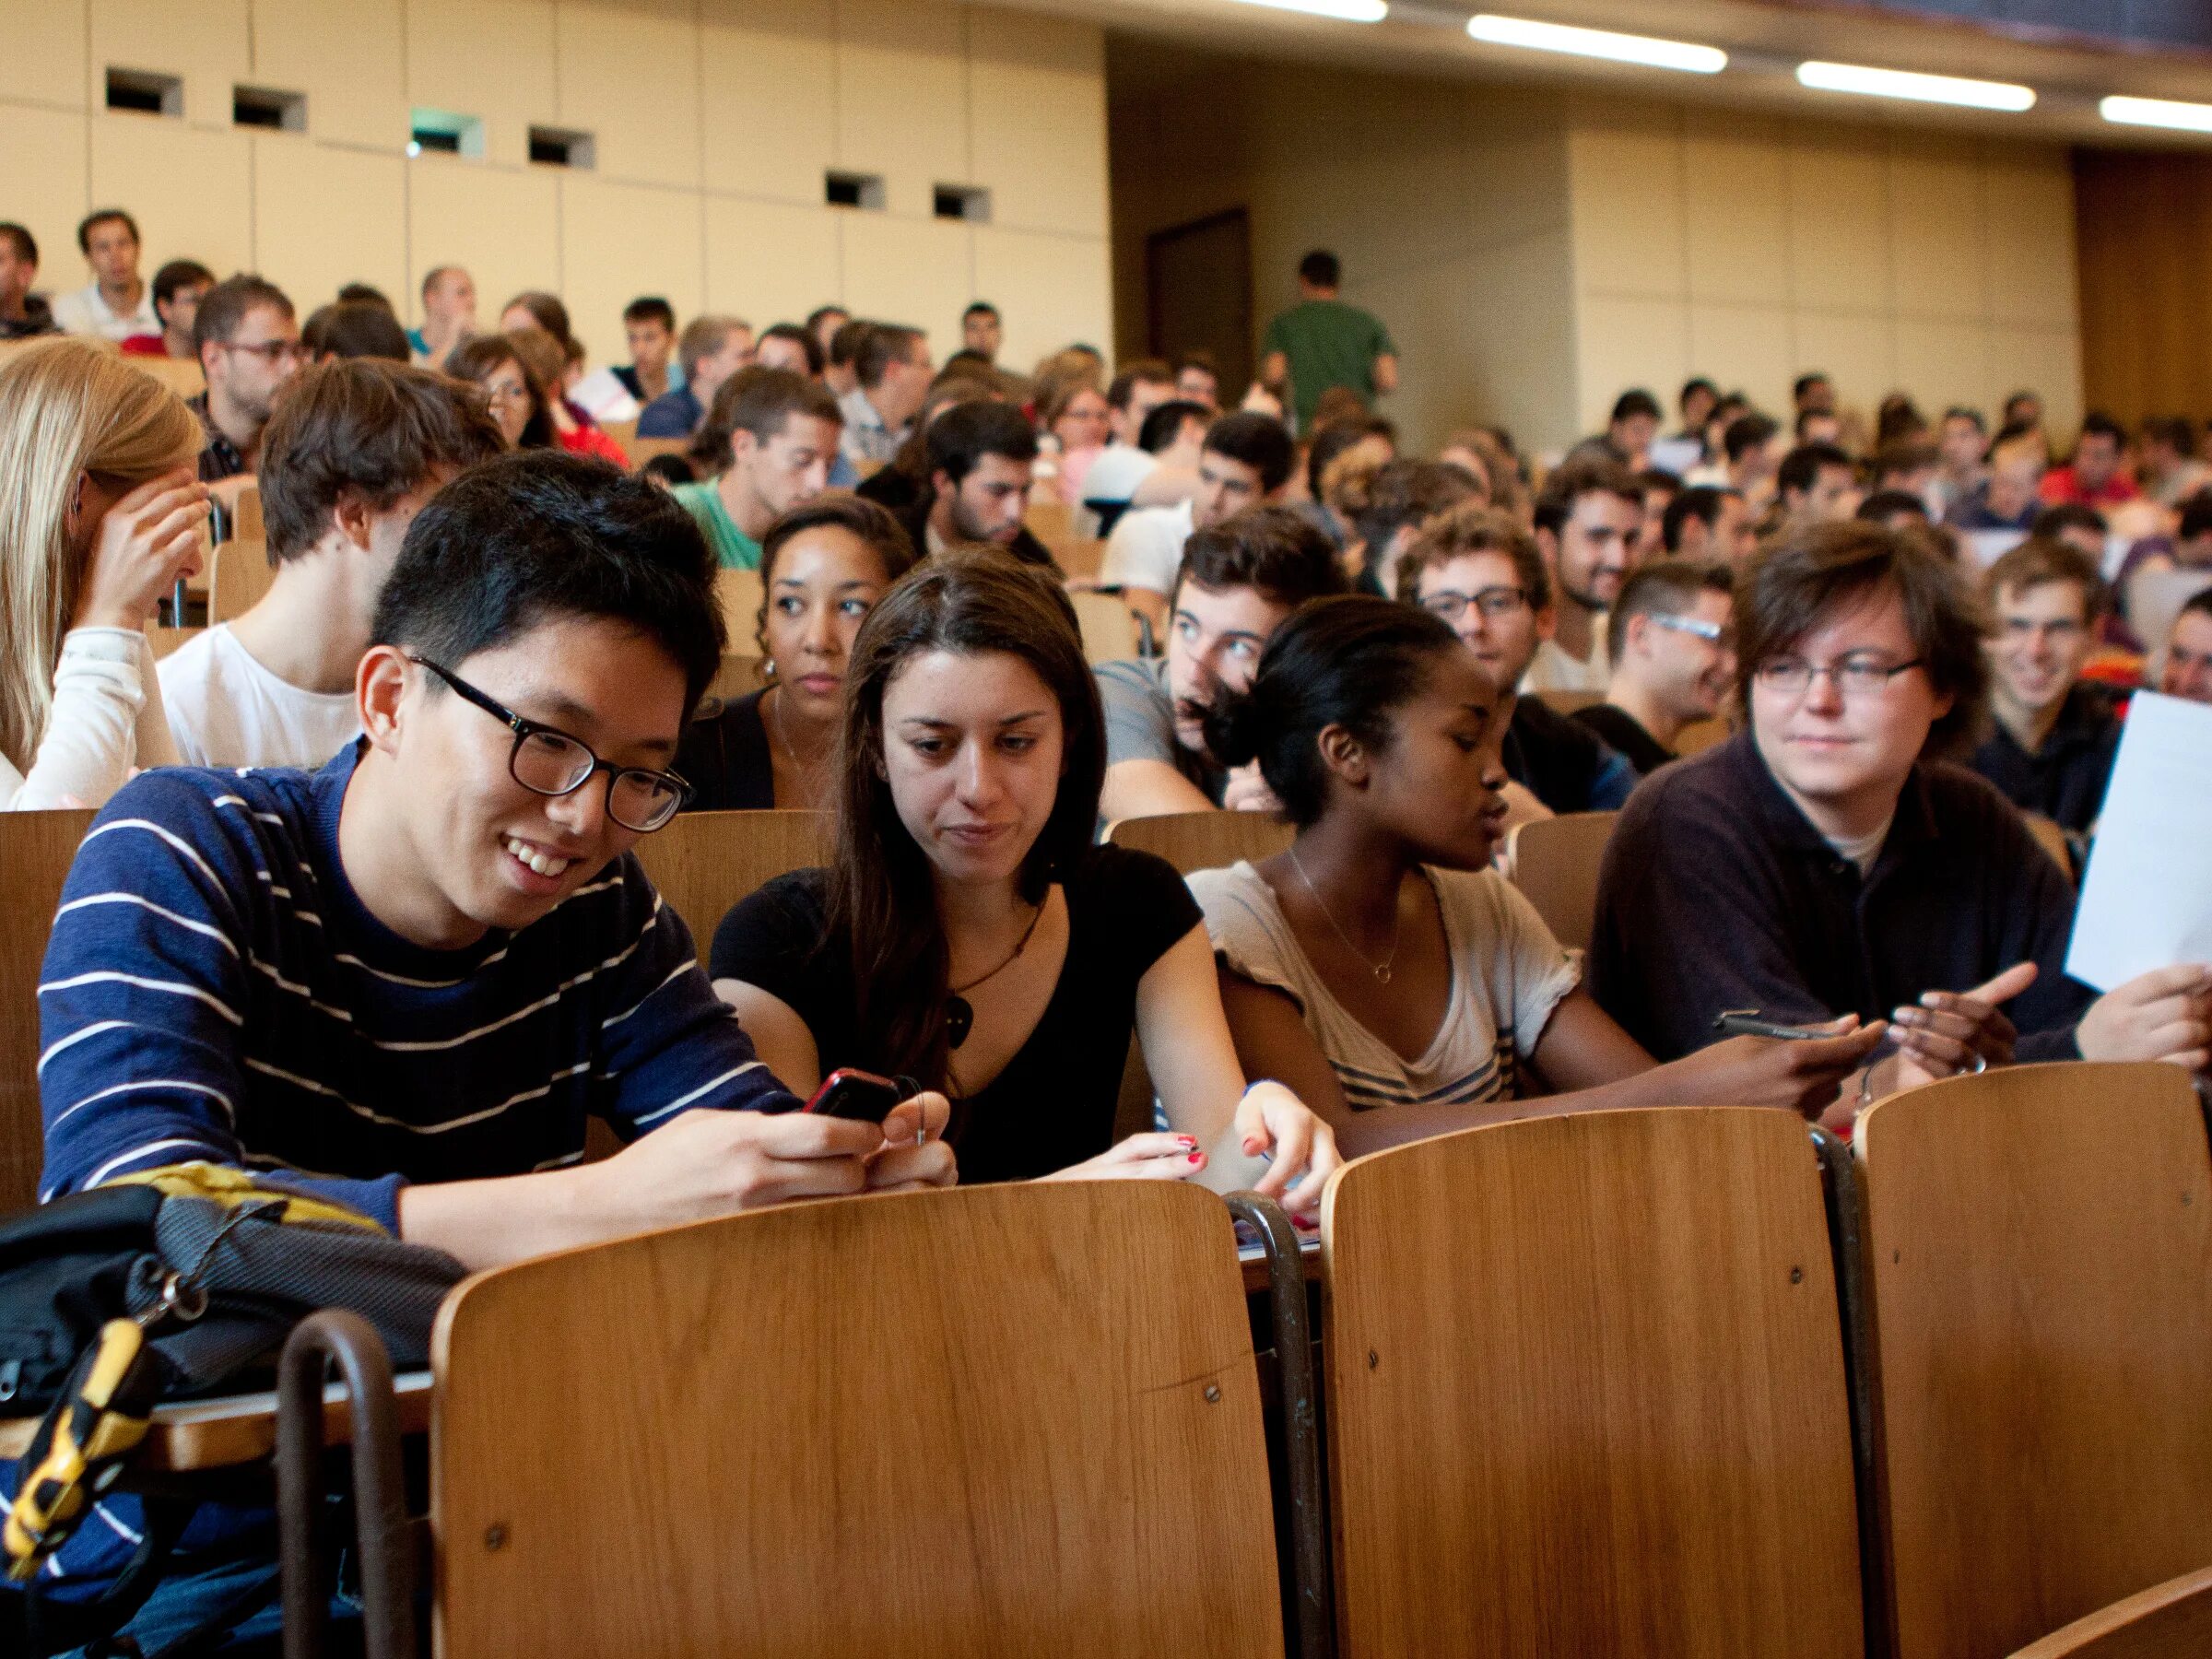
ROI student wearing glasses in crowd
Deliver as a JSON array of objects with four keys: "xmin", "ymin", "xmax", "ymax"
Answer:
[
  {"xmin": 1573, "ymin": 559, "xmax": 1737, "ymax": 778},
  {"xmin": 677, "ymin": 496, "xmax": 919, "ymax": 810},
  {"xmin": 1590, "ymin": 520, "xmax": 2211, "ymax": 1114},
  {"xmin": 712, "ymin": 550, "xmax": 1338, "ymax": 1199},
  {"xmin": 188, "ymin": 276, "xmax": 306, "ymax": 504},
  {"xmin": 1191, "ymin": 596, "xmax": 1885, "ymax": 1159}
]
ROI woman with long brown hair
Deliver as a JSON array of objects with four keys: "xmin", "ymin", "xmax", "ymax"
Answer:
[
  {"xmin": 710, "ymin": 549, "xmax": 1337, "ymax": 1199},
  {"xmin": 0, "ymin": 337, "xmax": 207, "ymax": 808}
]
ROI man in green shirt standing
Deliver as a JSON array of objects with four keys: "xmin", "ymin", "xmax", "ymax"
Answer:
[
  {"xmin": 672, "ymin": 367, "xmax": 844, "ymax": 569},
  {"xmin": 1259, "ymin": 250, "xmax": 1398, "ymax": 431}
]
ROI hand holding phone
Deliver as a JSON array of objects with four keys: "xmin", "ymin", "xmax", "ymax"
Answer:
[{"xmin": 804, "ymin": 1068, "xmax": 903, "ymax": 1124}]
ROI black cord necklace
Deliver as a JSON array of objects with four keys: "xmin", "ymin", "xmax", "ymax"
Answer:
[{"xmin": 944, "ymin": 899, "xmax": 1045, "ymax": 1050}]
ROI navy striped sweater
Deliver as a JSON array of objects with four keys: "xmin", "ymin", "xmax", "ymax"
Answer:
[{"xmin": 39, "ymin": 743, "xmax": 800, "ymax": 1226}]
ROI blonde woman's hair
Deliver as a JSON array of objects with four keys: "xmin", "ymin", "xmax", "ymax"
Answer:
[{"xmin": 0, "ymin": 338, "xmax": 202, "ymax": 772}]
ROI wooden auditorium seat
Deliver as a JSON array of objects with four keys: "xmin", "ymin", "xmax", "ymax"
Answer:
[
  {"xmin": 630, "ymin": 809, "xmax": 829, "ymax": 966},
  {"xmin": 0, "ymin": 809, "xmax": 97, "ymax": 1213},
  {"xmin": 1502, "ymin": 809, "xmax": 1617, "ymax": 953},
  {"xmin": 2007, "ymin": 1565, "xmax": 2212, "ymax": 1658}
]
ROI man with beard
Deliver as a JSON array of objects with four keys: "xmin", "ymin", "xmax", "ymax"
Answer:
[
  {"xmin": 893, "ymin": 398, "xmax": 1061, "ymax": 571},
  {"xmin": 1575, "ymin": 560, "xmax": 1737, "ymax": 777},
  {"xmin": 1521, "ymin": 458, "xmax": 1643, "ymax": 694}
]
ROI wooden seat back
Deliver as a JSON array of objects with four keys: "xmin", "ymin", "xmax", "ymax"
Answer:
[
  {"xmin": 145, "ymin": 622, "xmax": 204, "ymax": 659},
  {"xmin": 2009, "ymin": 1565, "xmax": 2212, "ymax": 1658},
  {"xmin": 205, "ymin": 539, "xmax": 275, "ymax": 626},
  {"xmin": 1856, "ymin": 1063, "xmax": 2212, "ymax": 1659},
  {"xmin": 127, "ymin": 355, "xmax": 206, "ymax": 398},
  {"xmin": 231, "ymin": 483, "xmax": 264, "ymax": 544},
  {"xmin": 1070, "ymin": 590, "xmax": 1138, "ymax": 665},
  {"xmin": 2023, "ymin": 811, "xmax": 2073, "ymax": 877},
  {"xmin": 713, "ymin": 566, "xmax": 764, "ymax": 653},
  {"xmin": 1322, "ymin": 1107, "xmax": 1865, "ymax": 1657},
  {"xmin": 702, "ymin": 653, "xmax": 766, "ymax": 706},
  {"xmin": 1102, "ymin": 810, "xmax": 1294, "ymax": 877},
  {"xmin": 0, "ymin": 810, "xmax": 97, "ymax": 1213},
  {"xmin": 630, "ymin": 809, "xmax": 829, "ymax": 966},
  {"xmin": 431, "ymin": 1182, "xmax": 1284, "ymax": 1657},
  {"xmin": 1502, "ymin": 809, "xmax": 1617, "ymax": 952}
]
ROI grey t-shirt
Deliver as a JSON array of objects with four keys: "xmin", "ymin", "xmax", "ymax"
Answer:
[{"xmin": 1094, "ymin": 655, "xmax": 1227, "ymax": 806}]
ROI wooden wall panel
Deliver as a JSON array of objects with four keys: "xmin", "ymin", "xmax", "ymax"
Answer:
[{"xmin": 2075, "ymin": 147, "xmax": 2212, "ymax": 429}]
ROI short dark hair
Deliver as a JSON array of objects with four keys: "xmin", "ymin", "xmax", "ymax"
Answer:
[
  {"xmin": 2076, "ymin": 411, "xmax": 2126, "ymax": 451},
  {"xmin": 623, "ymin": 296, "xmax": 676, "ymax": 331},
  {"xmin": 1724, "ymin": 413, "xmax": 1781, "ymax": 465},
  {"xmin": 261, "ymin": 359, "xmax": 503, "ymax": 564},
  {"xmin": 1399, "ymin": 504, "xmax": 1548, "ymax": 612},
  {"xmin": 1736, "ymin": 520, "xmax": 1986, "ymax": 752},
  {"xmin": 1303, "ymin": 418, "xmax": 1383, "ymax": 500},
  {"xmin": 1173, "ymin": 349, "xmax": 1218, "ymax": 382},
  {"xmin": 1679, "ymin": 377, "xmax": 1719, "ymax": 413},
  {"xmin": 2180, "ymin": 490, "xmax": 2212, "ymax": 543},
  {"xmin": 806, "ymin": 304, "xmax": 849, "ymax": 336},
  {"xmin": 1347, "ymin": 460, "xmax": 1482, "ymax": 555},
  {"xmin": 746, "ymin": 496, "xmax": 919, "ymax": 656},
  {"xmin": 1610, "ymin": 388, "xmax": 1662, "ymax": 426},
  {"xmin": 829, "ymin": 319, "xmax": 873, "ymax": 369},
  {"xmin": 371, "ymin": 450, "xmax": 724, "ymax": 715},
  {"xmin": 1135, "ymin": 399, "xmax": 1209, "ymax": 454},
  {"xmin": 1298, "ymin": 250, "xmax": 1341, "ymax": 288},
  {"xmin": 2031, "ymin": 501, "xmax": 2107, "ymax": 541},
  {"xmin": 962, "ymin": 300, "xmax": 999, "ymax": 323},
  {"xmin": 2142, "ymin": 415, "xmax": 2197, "ymax": 456},
  {"xmin": 1984, "ymin": 534, "xmax": 2106, "ymax": 622},
  {"xmin": 757, "ymin": 321, "xmax": 824, "ymax": 375},
  {"xmin": 152, "ymin": 259, "xmax": 215, "ymax": 307},
  {"xmin": 1609, "ymin": 559, "xmax": 1735, "ymax": 667},
  {"xmin": 2179, "ymin": 588, "xmax": 2212, "ymax": 628},
  {"xmin": 1793, "ymin": 371, "xmax": 1830, "ymax": 404},
  {"xmin": 194, "ymin": 275, "xmax": 294, "ymax": 355},
  {"xmin": 1106, "ymin": 360, "xmax": 1172, "ymax": 412},
  {"xmin": 1873, "ymin": 439, "xmax": 1936, "ymax": 485},
  {"xmin": 1779, "ymin": 442, "xmax": 1854, "ymax": 501},
  {"xmin": 1205, "ymin": 596, "xmax": 1463, "ymax": 829},
  {"xmin": 857, "ymin": 324, "xmax": 924, "ymax": 388},
  {"xmin": 1943, "ymin": 406, "xmax": 1987, "ymax": 434},
  {"xmin": 705, "ymin": 366, "xmax": 841, "ymax": 456},
  {"xmin": 335, "ymin": 283, "xmax": 393, "ymax": 311},
  {"xmin": 1662, "ymin": 485, "xmax": 1737, "ymax": 554},
  {"xmin": 1176, "ymin": 504, "xmax": 1347, "ymax": 609},
  {"xmin": 1534, "ymin": 456, "xmax": 1640, "ymax": 537},
  {"xmin": 77, "ymin": 209, "xmax": 138, "ymax": 254},
  {"xmin": 313, "ymin": 300, "xmax": 411, "ymax": 362},
  {"xmin": 0, "ymin": 222, "xmax": 37, "ymax": 265},
  {"xmin": 927, "ymin": 399, "xmax": 1038, "ymax": 487},
  {"xmin": 1856, "ymin": 489, "xmax": 1931, "ymax": 525},
  {"xmin": 1203, "ymin": 411, "xmax": 1294, "ymax": 493}
]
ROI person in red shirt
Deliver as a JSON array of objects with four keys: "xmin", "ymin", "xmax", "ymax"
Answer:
[
  {"xmin": 119, "ymin": 259, "xmax": 214, "ymax": 359},
  {"xmin": 2039, "ymin": 412, "xmax": 2138, "ymax": 510}
]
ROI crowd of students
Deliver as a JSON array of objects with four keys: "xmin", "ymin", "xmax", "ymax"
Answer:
[{"xmin": 3, "ymin": 212, "xmax": 2211, "ymax": 1650}]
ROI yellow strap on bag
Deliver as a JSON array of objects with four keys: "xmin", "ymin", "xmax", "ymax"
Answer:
[
  {"xmin": 3, "ymin": 1320, "xmax": 159, "ymax": 1582},
  {"xmin": 105, "ymin": 1161, "xmax": 388, "ymax": 1235}
]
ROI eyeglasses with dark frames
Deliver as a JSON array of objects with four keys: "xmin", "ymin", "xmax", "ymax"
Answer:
[
  {"xmin": 1420, "ymin": 585, "xmax": 1531, "ymax": 623},
  {"xmin": 411, "ymin": 656, "xmax": 690, "ymax": 832},
  {"xmin": 1753, "ymin": 653, "xmax": 1926, "ymax": 699}
]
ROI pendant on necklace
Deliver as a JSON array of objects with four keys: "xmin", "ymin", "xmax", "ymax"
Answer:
[
  {"xmin": 1374, "ymin": 965, "xmax": 1393, "ymax": 984},
  {"xmin": 945, "ymin": 995, "xmax": 973, "ymax": 1050}
]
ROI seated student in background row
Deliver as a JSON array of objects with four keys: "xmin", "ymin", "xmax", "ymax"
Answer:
[
  {"xmin": 677, "ymin": 496, "xmax": 919, "ymax": 811},
  {"xmin": 1401, "ymin": 505, "xmax": 1636, "ymax": 815},
  {"xmin": 1102, "ymin": 411, "xmax": 1298, "ymax": 639},
  {"xmin": 887, "ymin": 398, "xmax": 1062, "ymax": 571},
  {"xmin": 35, "ymin": 453, "xmax": 951, "ymax": 1648},
  {"xmin": 2165, "ymin": 588, "xmax": 2212, "ymax": 704},
  {"xmin": 160, "ymin": 359, "xmax": 503, "ymax": 769},
  {"xmin": 672, "ymin": 366, "xmax": 843, "ymax": 571},
  {"xmin": 1519, "ymin": 458, "xmax": 1643, "ymax": 694},
  {"xmin": 1096, "ymin": 506, "xmax": 1347, "ymax": 824},
  {"xmin": 1590, "ymin": 521, "xmax": 2211, "ymax": 1108},
  {"xmin": 1070, "ymin": 360, "xmax": 1177, "ymax": 535},
  {"xmin": 712, "ymin": 551, "xmax": 1337, "ymax": 1201},
  {"xmin": 1572, "ymin": 559, "xmax": 1736, "ymax": 778},
  {"xmin": 1966, "ymin": 535, "xmax": 2121, "ymax": 837},
  {"xmin": 0, "ymin": 338, "xmax": 207, "ymax": 809},
  {"xmin": 638, "ymin": 314, "xmax": 753, "ymax": 440},
  {"xmin": 1192, "ymin": 598, "xmax": 1883, "ymax": 1160},
  {"xmin": 1333, "ymin": 454, "xmax": 1483, "ymax": 598}
]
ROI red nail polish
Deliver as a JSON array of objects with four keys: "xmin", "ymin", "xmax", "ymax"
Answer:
[
  {"xmin": 1188, "ymin": 1151, "xmax": 1204, "ymax": 1163},
  {"xmin": 1178, "ymin": 1135, "xmax": 1198, "ymax": 1147}
]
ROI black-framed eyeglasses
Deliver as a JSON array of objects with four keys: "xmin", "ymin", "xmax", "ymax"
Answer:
[
  {"xmin": 411, "ymin": 657, "xmax": 691, "ymax": 832},
  {"xmin": 220, "ymin": 338, "xmax": 309, "ymax": 364},
  {"xmin": 1754, "ymin": 654, "xmax": 1926, "ymax": 699},
  {"xmin": 1421, "ymin": 585, "xmax": 1530, "ymax": 623}
]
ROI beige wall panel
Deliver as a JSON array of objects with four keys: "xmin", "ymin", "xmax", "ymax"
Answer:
[
  {"xmin": 700, "ymin": 0, "xmax": 837, "ymax": 204},
  {"xmin": 2, "ymin": 2, "xmax": 88, "ymax": 108},
  {"xmin": 406, "ymin": 159, "xmax": 562, "ymax": 335},
  {"xmin": 405, "ymin": 0, "xmax": 556, "ymax": 169},
  {"xmin": 88, "ymin": 114, "xmax": 251, "ymax": 276},
  {"xmin": 834, "ymin": 0, "xmax": 969, "ymax": 219},
  {"xmin": 1575, "ymin": 295, "xmax": 1688, "ymax": 436},
  {"xmin": 253, "ymin": 138, "xmax": 406, "ymax": 316},
  {"xmin": 1790, "ymin": 310, "xmax": 1895, "ymax": 407},
  {"xmin": 88, "ymin": 0, "xmax": 248, "ymax": 129},
  {"xmin": 0, "ymin": 107, "xmax": 90, "ymax": 288},
  {"xmin": 1892, "ymin": 318, "xmax": 1990, "ymax": 416},
  {"xmin": 841, "ymin": 213, "xmax": 972, "ymax": 364},
  {"xmin": 1983, "ymin": 162, "xmax": 2077, "ymax": 328},
  {"xmin": 1887, "ymin": 152, "xmax": 1984, "ymax": 323},
  {"xmin": 1461, "ymin": 231, "xmax": 1580, "ymax": 455},
  {"xmin": 252, "ymin": 0, "xmax": 406, "ymax": 152},
  {"xmin": 1991, "ymin": 325, "xmax": 2082, "ymax": 432},
  {"xmin": 1569, "ymin": 124, "xmax": 1686, "ymax": 301},
  {"xmin": 703, "ymin": 198, "xmax": 841, "ymax": 331},
  {"xmin": 969, "ymin": 9, "xmax": 1106, "ymax": 240},
  {"xmin": 1681, "ymin": 134, "xmax": 1790, "ymax": 305},
  {"xmin": 1688, "ymin": 302, "xmax": 1794, "ymax": 414},
  {"xmin": 1786, "ymin": 141, "xmax": 1889, "ymax": 315},
  {"xmin": 555, "ymin": 2, "xmax": 700, "ymax": 191},
  {"xmin": 559, "ymin": 178, "xmax": 704, "ymax": 370},
  {"xmin": 972, "ymin": 228, "xmax": 1107, "ymax": 370}
]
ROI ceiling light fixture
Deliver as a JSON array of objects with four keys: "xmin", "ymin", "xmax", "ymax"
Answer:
[
  {"xmin": 2100, "ymin": 95, "xmax": 2212, "ymax": 135},
  {"xmin": 1467, "ymin": 13, "xmax": 1724, "ymax": 74},
  {"xmin": 1224, "ymin": 0, "xmax": 1388, "ymax": 21},
  {"xmin": 1795, "ymin": 60, "xmax": 2034, "ymax": 112}
]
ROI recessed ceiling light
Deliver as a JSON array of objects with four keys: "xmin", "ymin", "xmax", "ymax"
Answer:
[
  {"xmin": 1796, "ymin": 60, "xmax": 2034, "ymax": 112},
  {"xmin": 1223, "ymin": 0, "xmax": 1388, "ymax": 20},
  {"xmin": 2100, "ymin": 95, "xmax": 2212, "ymax": 135},
  {"xmin": 1467, "ymin": 13, "xmax": 1724, "ymax": 75}
]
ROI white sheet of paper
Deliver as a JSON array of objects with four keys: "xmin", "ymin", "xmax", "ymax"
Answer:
[{"xmin": 2064, "ymin": 692, "xmax": 2212, "ymax": 993}]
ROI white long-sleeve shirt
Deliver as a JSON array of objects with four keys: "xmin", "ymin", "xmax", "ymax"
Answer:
[{"xmin": 0, "ymin": 627, "xmax": 179, "ymax": 810}]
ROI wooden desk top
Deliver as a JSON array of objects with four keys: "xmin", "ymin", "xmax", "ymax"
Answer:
[{"xmin": 0, "ymin": 1371, "xmax": 432, "ymax": 1473}]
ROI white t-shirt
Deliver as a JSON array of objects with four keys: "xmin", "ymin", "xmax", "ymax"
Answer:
[
  {"xmin": 51, "ymin": 281, "xmax": 159, "ymax": 342},
  {"xmin": 1519, "ymin": 622, "xmax": 1610, "ymax": 696},
  {"xmin": 1190, "ymin": 860, "xmax": 1580, "ymax": 1114},
  {"xmin": 159, "ymin": 624, "xmax": 361, "ymax": 771},
  {"xmin": 1100, "ymin": 499, "xmax": 1195, "ymax": 598}
]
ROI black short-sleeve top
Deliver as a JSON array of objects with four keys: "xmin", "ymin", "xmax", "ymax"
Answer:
[
  {"xmin": 676, "ymin": 689, "xmax": 775, "ymax": 813},
  {"xmin": 710, "ymin": 844, "xmax": 1203, "ymax": 1183}
]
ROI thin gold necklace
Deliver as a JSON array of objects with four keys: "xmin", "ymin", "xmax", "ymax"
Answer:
[
  {"xmin": 1288, "ymin": 845, "xmax": 1399, "ymax": 984},
  {"xmin": 766, "ymin": 685, "xmax": 829, "ymax": 797}
]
